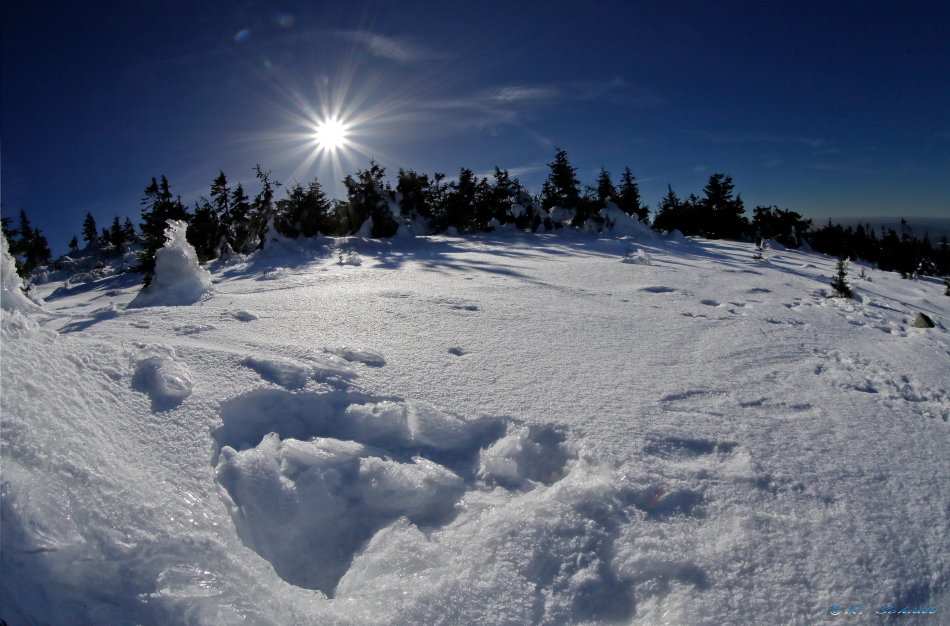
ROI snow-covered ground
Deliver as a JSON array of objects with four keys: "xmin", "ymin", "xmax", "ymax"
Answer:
[{"xmin": 2, "ymin": 228, "xmax": 949, "ymax": 625}]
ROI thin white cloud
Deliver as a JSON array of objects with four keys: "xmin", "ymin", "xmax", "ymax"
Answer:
[
  {"xmin": 489, "ymin": 86, "xmax": 559, "ymax": 102},
  {"xmin": 681, "ymin": 130, "xmax": 826, "ymax": 149},
  {"xmin": 338, "ymin": 31, "xmax": 450, "ymax": 63},
  {"xmin": 411, "ymin": 78, "xmax": 655, "ymax": 136}
]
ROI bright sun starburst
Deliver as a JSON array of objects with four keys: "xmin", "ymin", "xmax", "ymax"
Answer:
[{"xmin": 314, "ymin": 118, "xmax": 349, "ymax": 151}]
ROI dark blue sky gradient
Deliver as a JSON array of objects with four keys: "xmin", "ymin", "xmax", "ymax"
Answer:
[{"xmin": 3, "ymin": 0, "xmax": 948, "ymax": 253}]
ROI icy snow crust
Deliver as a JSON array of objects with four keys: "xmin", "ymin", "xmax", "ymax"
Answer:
[{"xmin": 3, "ymin": 229, "xmax": 950, "ymax": 625}]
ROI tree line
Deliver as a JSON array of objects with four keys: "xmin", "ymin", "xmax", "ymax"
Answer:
[{"xmin": 4, "ymin": 148, "xmax": 949, "ymax": 284}]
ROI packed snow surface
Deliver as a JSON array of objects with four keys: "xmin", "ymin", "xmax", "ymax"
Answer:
[{"xmin": 3, "ymin": 229, "xmax": 950, "ymax": 625}]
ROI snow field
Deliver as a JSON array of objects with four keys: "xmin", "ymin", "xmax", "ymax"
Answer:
[{"xmin": 2, "ymin": 228, "xmax": 949, "ymax": 625}]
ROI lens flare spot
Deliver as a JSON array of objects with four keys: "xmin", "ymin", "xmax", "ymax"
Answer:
[{"xmin": 314, "ymin": 118, "xmax": 349, "ymax": 151}]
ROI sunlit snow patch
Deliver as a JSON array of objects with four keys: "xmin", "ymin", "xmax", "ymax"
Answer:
[{"xmin": 127, "ymin": 220, "xmax": 213, "ymax": 308}]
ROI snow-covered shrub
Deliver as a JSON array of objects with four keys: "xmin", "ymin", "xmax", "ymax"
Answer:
[{"xmin": 127, "ymin": 220, "xmax": 213, "ymax": 308}]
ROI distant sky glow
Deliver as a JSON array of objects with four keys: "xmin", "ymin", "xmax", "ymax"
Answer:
[{"xmin": 1, "ymin": 0, "xmax": 947, "ymax": 253}]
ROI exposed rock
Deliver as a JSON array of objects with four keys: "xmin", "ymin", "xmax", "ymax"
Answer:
[{"xmin": 913, "ymin": 312, "xmax": 936, "ymax": 328}]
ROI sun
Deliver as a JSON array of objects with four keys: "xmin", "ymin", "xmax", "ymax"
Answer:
[{"xmin": 314, "ymin": 117, "xmax": 349, "ymax": 151}]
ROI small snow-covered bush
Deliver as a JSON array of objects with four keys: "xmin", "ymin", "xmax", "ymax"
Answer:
[{"xmin": 128, "ymin": 220, "xmax": 213, "ymax": 308}]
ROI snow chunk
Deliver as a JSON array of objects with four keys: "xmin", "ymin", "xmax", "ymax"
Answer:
[
  {"xmin": 242, "ymin": 355, "xmax": 314, "ymax": 389},
  {"xmin": 478, "ymin": 425, "xmax": 574, "ymax": 489},
  {"xmin": 621, "ymin": 248, "xmax": 653, "ymax": 265},
  {"xmin": 328, "ymin": 346, "xmax": 386, "ymax": 367},
  {"xmin": 243, "ymin": 354, "xmax": 356, "ymax": 388},
  {"xmin": 215, "ymin": 433, "xmax": 464, "ymax": 594},
  {"xmin": 257, "ymin": 267, "xmax": 289, "ymax": 280},
  {"xmin": 128, "ymin": 220, "xmax": 213, "ymax": 308},
  {"xmin": 338, "ymin": 251, "xmax": 362, "ymax": 266},
  {"xmin": 130, "ymin": 344, "xmax": 193, "ymax": 407}
]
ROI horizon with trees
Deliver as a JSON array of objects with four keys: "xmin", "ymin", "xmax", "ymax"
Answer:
[{"xmin": 4, "ymin": 148, "xmax": 949, "ymax": 285}]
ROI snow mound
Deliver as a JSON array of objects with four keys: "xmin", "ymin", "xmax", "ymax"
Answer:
[
  {"xmin": 127, "ymin": 220, "xmax": 213, "ymax": 308},
  {"xmin": 1, "ymin": 233, "xmax": 45, "ymax": 315},
  {"xmin": 129, "ymin": 343, "xmax": 193, "ymax": 408},
  {"xmin": 477, "ymin": 425, "xmax": 574, "ymax": 489},
  {"xmin": 328, "ymin": 346, "xmax": 386, "ymax": 367},
  {"xmin": 621, "ymin": 248, "xmax": 653, "ymax": 265},
  {"xmin": 338, "ymin": 251, "xmax": 362, "ymax": 266},
  {"xmin": 257, "ymin": 267, "xmax": 289, "ymax": 280},
  {"xmin": 601, "ymin": 206, "xmax": 656, "ymax": 238}
]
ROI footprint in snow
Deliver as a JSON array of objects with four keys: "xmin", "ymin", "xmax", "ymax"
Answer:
[{"xmin": 211, "ymin": 389, "xmax": 572, "ymax": 595}]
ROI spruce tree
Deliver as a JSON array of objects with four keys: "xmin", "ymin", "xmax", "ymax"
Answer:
[
  {"xmin": 441, "ymin": 168, "xmax": 482, "ymax": 232},
  {"xmin": 109, "ymin": 215, "xmax": 125, "ymax": 248},
  {"xmin": 227, "ymin": 183, "xmax": 252, "ymax": 251},
  {"xmin": 343, "ymin": 159, "xmax": 398, "ymax": 237},
  {"xmin": 830, "ymin": 257, "xmax": 854, "ymax": 298},
  {"xmin": 8, "ymin": 211, "xmax": 51, "ymax": 276},
  {"xmin": 540, "ymin": 148, "xmax": 581, "ymax": 220},
  {"xmin": 487, "ymin": 167, "xmax": 520, "ymax": 226},
  {"xmin": 615, "ymin": 167, "xmax": 647, "ymax": 222},
  {"xmin": 82, "ymin": 213, "xmax": 99, "ymax": 248},
  {"xmin": 595, "ymin": 167, "xmax": 616, "ymax": 209},
  {"xmin": 700, "ymin": 174, "xmax": 747, "ymax": 240},
  {"xmin": 69, "ymin": 235, "xmax": 79, "ymax": 251},
  {"xmin": 277, "ymin": 178, "xmax": 332, "ymax": 238},
  {"xmin": 396, "ymin": 169, "xmax": 434, "ymax": 223},
  {"xmin": 248, "ymin": 165, "xmax": 281, "ymax": 249},
  {"xmin": 122, "ymin": 218, "xmax": 137, "ymax": 244},
  {"xmin": 0, "ymin": 217, "xmax": 14, "ymax": 242},
  {"xmin": 652, "ymin": 185, "xmax": 685, "ymax": 233},
  {"xmin": 137, "ymin": 175, "xmax": 191, "ymax": 285},
  {"xmin": 188, "ymin": 198, "xmax": 220, "ymax": 260}
]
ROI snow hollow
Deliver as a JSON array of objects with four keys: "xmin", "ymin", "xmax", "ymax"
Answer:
[{"xmin": 2, "ymin": 227, "xmax": 949, "ymax": 625}]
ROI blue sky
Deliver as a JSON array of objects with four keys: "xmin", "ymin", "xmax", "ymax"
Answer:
[{"xmin": 2, "ymin": 0, "xmax": 948, "ymax": 253}]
